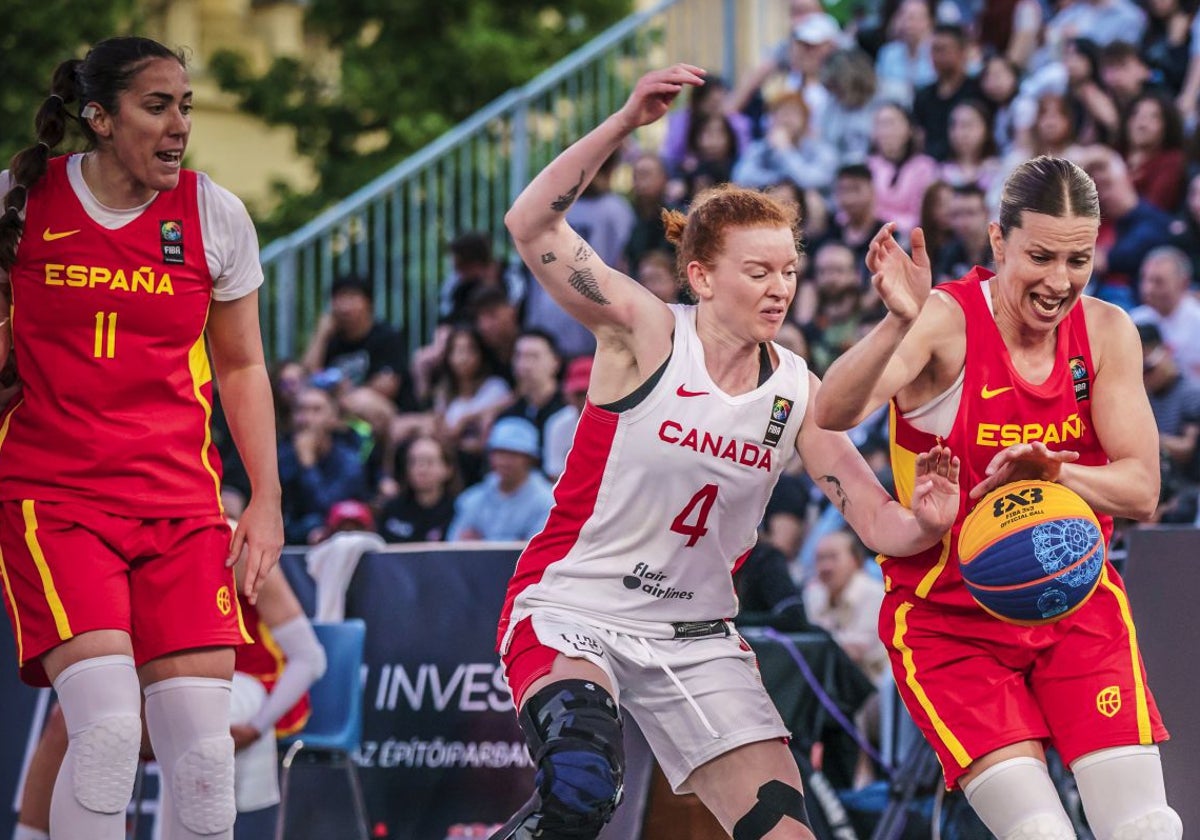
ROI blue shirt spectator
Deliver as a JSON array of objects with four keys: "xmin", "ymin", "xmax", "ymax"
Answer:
[{"xmin": 447, "ymin": 417, "xmax": 554, "ymax": 541}]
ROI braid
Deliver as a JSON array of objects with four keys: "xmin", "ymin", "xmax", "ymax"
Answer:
[{"xmin": 0, "ymin": 58, "xmax": 83, "ymax": 272}]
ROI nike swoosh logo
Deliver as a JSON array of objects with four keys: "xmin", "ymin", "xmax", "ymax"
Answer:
[
  {"xmin": 981, "ymin": 385, "xmax": 1014, "ymax": 399},
  {"xmin": 676, "ymin": 385, "xmax": 710, "ymax": 398},
  {"xmin": 42, "ymin": 228, "xmax": 80, "ymax": 242}
]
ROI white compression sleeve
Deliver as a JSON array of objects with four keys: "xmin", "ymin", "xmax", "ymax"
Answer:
[
  {"xmin": 247, "ymin": 616, "xmax": 327, "ymax": 736},
  {"xmin": 962, "ymin": 757, "xmax": 1075, "ymax": 839},
  {"xmin": 1072, "ymin": 745, "xmax": 1181, "ymax": 840}
]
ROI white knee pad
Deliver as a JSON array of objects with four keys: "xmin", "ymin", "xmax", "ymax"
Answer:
[
  {"xmin": 963, "ymin": 757, "xmax": 1075, "ymax": 840},
  {"xmin": 52, "ymin": 655, "xmax": 142, "ymax": 815},
  {"xmin": 1072, "ymin": 745, "xmax": 1182, "ymax": 840},
  {"xmin": 144, "ymin": 677, "xmax": 236, "ymax": 838}
]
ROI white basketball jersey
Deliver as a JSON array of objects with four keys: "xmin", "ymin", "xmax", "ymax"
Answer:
[{"xmin": 499, "ymin": 305, "xmax": 809, "ymax": 644}]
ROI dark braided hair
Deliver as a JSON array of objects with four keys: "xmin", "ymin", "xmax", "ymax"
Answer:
[{"xmin": 0, "ymin": 36, "xmax": 185, "ymax": 273}]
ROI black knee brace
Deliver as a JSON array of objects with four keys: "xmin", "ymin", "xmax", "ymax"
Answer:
[
  {"xmin": 491, "ymin": 680, "xmax": 625, "ymax": 840},
  {"xmin": 733, "ymin": 780, "xmax": 811, "ymax": 840}
]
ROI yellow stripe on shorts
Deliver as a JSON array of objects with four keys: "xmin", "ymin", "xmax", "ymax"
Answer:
[
  {"xmin": 892, "ymin": 601, "xmax": 972, "ymax": 768},
  {"xmin": 0, "ymin": 542, "xmax": 23, "ymax": 664},
  {"xmin": 1099, "ymin": 566, "xmax": 1153, "ymax": 743},
  {"xmin": 22, "ymin": 500, "xmax": 72, "ymax": 640}
]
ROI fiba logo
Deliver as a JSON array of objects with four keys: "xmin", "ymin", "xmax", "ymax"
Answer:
[
  {"xmin": 215, "ymin": 585, "xmax": 232, "ymax": 616},
  {"xmin": 992, "ymin": 486, "xmax": 1044, "ymax": 517},
  {"xmin": 1096, "ymin": 685, "xmax": 1121, "ymax": 718},
  {"xmin": 159, "ymin": 220, "xmax": 183, "ymax": 242}
]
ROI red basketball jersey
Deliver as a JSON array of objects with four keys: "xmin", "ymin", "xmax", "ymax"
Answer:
[
  {"xmin": 234, "ymin": 600, "xmax": 312, "ymax": 737},
  {"xmin": 0, "ymin": 156, "xmax": 223, "ymax": 516},
  {"xmin": 886, "ymin": 268, "xmax": 1114, "ymax": 608}
]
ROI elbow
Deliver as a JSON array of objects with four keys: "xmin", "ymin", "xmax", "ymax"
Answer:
[
  {"xmin": 307, "ymin": 644, "xmax": 328, "ymax": 686},
  {"xmin": 503, "ymin": 207, "xmax": 535, "ymax": 244},
  {"xmin": 812, "ymin": 397, "xmax": 852, "ymax": 432}
]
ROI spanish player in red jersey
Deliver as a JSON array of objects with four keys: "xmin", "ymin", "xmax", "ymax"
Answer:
[
  {"xmin": 815, "ymin": 155, "xmax": 1181, "ymax": 839},
  {"xmin": 0, "ymin": 37, "xmax": 282, "ymax": 840}
]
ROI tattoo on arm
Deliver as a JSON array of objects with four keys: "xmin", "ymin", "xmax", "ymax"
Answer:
[
  {"xmin": 574, "ymin": 237, "xmax": 595, "ymax": 262},
  {"xmin": 540, "ymin": 252, "xmax": 556, "ymax": 264},
  {"xmin": 820, "ymin": 474, "xmax": 850, "ymax": 514},
  {"xmin": 567, "ymin": 266, "xmax": 610, "ymax": 305},
  {"xmin": 550, "ymin": 170, "xmax": 585, "ymax": 213}
]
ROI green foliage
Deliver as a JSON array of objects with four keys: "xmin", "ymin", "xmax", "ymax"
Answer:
[
  {"xmin": 0, "ymin": 0, "xmax": 138, "ymax": 167},
  {"xmin": 211, "ymin": 0, "xmax": 633, "ymax": 241}
]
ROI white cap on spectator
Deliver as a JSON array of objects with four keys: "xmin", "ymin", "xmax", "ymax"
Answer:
[
  {"xmin": 793, "ymin": 13, "xmax": 841, "ymax": 45},
  {"xmin": 487, "ymin": 417, "xmax": 541, "ymax": 459}
]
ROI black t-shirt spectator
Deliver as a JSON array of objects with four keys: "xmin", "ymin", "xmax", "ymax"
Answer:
[
  {"xmin": 912, "ymin": 76, "xmax": 983, "ymax": 162},
  {"xmin": 378, "ymin": 493, "xmax": 457, "ymax": 543},
  {"xmin": 324, "ymin": 322, "xmax": 418, "ymax": 411},
  {"xmin": 734, "ymin": 541, "xmax": 812, "ymax": 632}
]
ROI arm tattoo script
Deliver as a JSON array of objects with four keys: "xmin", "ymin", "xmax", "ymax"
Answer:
[
  {"xmin": 820, "ymin": 474, "xmax": 850, "ymax": 514},
  {"xmin": 550, "ymin": 170, "xmax": 585, "ymax": 213},
  {"xmin": 568, "ymin": 266, "xmax": 610, "ymax": 305}
]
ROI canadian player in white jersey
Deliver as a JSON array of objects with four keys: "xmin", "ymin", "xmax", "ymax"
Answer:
[{"xmin": 490, "ymin": 65, "xmax": 962, "ymax": 840}]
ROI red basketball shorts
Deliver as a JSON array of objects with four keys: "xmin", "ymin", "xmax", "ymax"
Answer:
[
  {"xmin": 879, "ymin": 564, "xmax": 1168, "ymax": 788},
  {"xmin": 0, "ymin": 500, "xmax": 252, "ymax": 686}
]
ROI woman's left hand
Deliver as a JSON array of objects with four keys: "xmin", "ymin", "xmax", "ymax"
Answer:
[
  {"xmin": 968, "ymin": 441, "xmax": 1080, "ymax": 499},
  {"xmin": 228, "ymin": 495, "xmax": 284, "ymax": 604},
  {"xmin": 910, "ymin": 444, "xmax": 961, "ymax": 534}
]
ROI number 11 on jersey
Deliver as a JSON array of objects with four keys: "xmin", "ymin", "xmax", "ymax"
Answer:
[{"xmin": 94, "ymin": 311, "xmax": 117, "ymax": 359}]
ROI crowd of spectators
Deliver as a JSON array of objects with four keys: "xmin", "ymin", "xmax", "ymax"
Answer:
[{"xmin": 209, "ymin": 0, "xmax": 1200, "ymax": 721}]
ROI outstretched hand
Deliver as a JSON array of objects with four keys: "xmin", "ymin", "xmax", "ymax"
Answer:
[
  {"xmin": 618, "ymin": 64, "xmax": 706, "ymax": 131},
  {"xmin": 866, "ymin": 223, "xmax": 932, "ymax": 323},
  {"xmin": 969, "ymin": 441, "xmax": 1080, "ymax": 499},
  {"xmin": 910, "ymin": 444, "xmax": 961, "ymax": 535}
]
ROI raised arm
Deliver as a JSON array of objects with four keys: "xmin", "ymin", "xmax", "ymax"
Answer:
[
  {"xmin": 504, "ymin": 65, "xmax": 705, "ymax": 344},
  {"xmin": 798, "ymin": 373, "xmax": 960, "ymax": 557},
  {"xmin": 814, "ymin": 223, "xmax": 943, "ymax": 429}
]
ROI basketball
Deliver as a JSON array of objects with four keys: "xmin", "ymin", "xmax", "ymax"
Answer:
[{"xmin": 957, "ymin": 480, "xmax": 1105, "ymax": 625}]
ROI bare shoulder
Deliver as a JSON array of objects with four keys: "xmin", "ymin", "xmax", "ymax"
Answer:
[
  {"xmin": 917, "ymin": 290, "xmax": 968, "ymax": 372},
  {"xmin": 1079, "ymin": 296, "xmax": 1139, "ymax": 366},
  {"xmin": 588, "ymin": 301, "xmax": 675, "ymax": 404}
]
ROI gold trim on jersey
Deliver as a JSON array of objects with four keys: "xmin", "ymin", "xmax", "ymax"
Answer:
[
  {"xmin": 1099, "ymin": 566, "xmax": 1153, "ymax": 743},
  {"xmin": 187, "ymin": 331, "xmax": 223, "ymax": 512},
  {"xmin": 892, "ymin": 600, "xmax": 971, "ymax": 768},
  {"xmin": 22, "ymin": 500, "xmax": 72, "ymax": 640},
  {"xmin": 888, "ymin": 407, "xmax": 952, "ymax": 596},
  {"xmin": 0, "ymin": 541, "xmax": 23, "ymax": 664}
]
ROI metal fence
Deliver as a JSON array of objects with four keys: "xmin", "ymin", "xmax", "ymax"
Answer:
[{"xmin": 257, "ymin": 0, "xmax": 788, "ymax": 360}]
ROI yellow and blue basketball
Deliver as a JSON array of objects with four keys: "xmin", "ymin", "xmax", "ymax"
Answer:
[{"xmin": 957, "ymin": 480, "xmax": 1104, "ymax": 625}]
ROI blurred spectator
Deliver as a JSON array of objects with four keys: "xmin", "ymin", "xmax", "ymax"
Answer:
[
  {"xmin": 447, "ymin": 417, "xmax": 554, "ymax": 542},
  {"xmin": 912, "ymin": 23, "xmax": 982, "ymax": 161},
  {"xmin": 1138, "ymin": 322, "xmax": 1200, "ymax": 520},
  {"xmin": 660, "ymin": 75, "xmax": 752, "ymax": 172},
  {"xmin": 1168, "ymin": 171, "xmax": 1200, "ymax": 279},
  {"xmin": 1100, "ymin": 41, "xmax": 1160, "ymax": 114},
  {"xmin": 325, "ymin": 499, "xmax": 375, "ymax": 535},
  {"xmin": 523, "ymin": 152, "xmax": 632, "ymax": 358},
  {"xmin": 991, "ymin": 91, "xmax": 1083, "ymax": 211},
  {"xmin": 1131, "ymin": 245, "xmax": 1200, "ymax": 380},
  {"xmin": 669, "ymin": 112, "xmax": 742, "ymax": 205},
  {"xmin": 804, "ymin": 241, "xmax": 869, "ymax": 375},
  {"xmin": 279, "ymin": 385, "xmax": 369, "ymax": 544},
  {"xmin": 819, "ymin": 48, "xmax": 884, "ymax": 167},
  {"xmin": 378, "ymin": 434, "xmax": 460, "ymax": 543},
  {"xmin": 300, "ymin": 273, "xmax": 418, "ymax": 439},
  {"xmin": 976, "ymin": 0, "xmax": 1044, "ymax": 70},
  {"xmin": 918, "ymin": 180, "xmax": 956, "ymax": 281},
  {"xmin": 935, "ymin": 184, "xmax": 994, "ymax": 283},
  {"xmin": 939, "ymin": 99, "xmax": 1002, "ymax": 193},
  {"xmin": 624, "ymin": 152, "xmax": 674, "ymax": 270},
  {"xmin": 823, "ymin": 163, "xmax": 889, "ymax": 272},
  {"xmin": 468, "ymin": 284, "xmax": 521, "ymax": 381},
  {"xmin": 1117, "ymin": 90, "xmax": 1188, "ymax": 212},
  {"xmin": 1066, "ymin": 38, "xmax": 1121, "ymax": 146},
  {"xmin": 1140, "ymin": 0, "xmax": 1193, "ymax": 95},
  {"xmin": 1077, "ymin": 143, "xmax": 1175, "ymax": 308},
  {"xmin": 733, "ymin": 539, "xmax": 812, "ymax": 632},
  {"xmin": 1039, "ymin": 0, "xmax": 1146, "ymax": 66},
  {"xmin": 543, "ymin": 354, "xmax": 593, "ymax": 481},
  {"xmin": 439, "ymin": 231, "xmax": 524, "ymax": 327},
  {"xmin": 761, "ymin": 464, "xmax": 816, "ymax": 564},
  {"xmin": 732, "ymin": 91, "xmax": 837, "ymax": 191},
  {"xmin": 499, "ymin": 329, "xmax": 574, "ymax": 475},
  {"xmin": 727, "ymin": 0, "xmax": 826, "ymax": 124},
  {"xmin": 979, "ymin": 54, "xmax": 1022, "ymax": 152},
  {"xmin": 866, "ymin": 102, "xmax": 939, "ymax": 236},
  {"xmin": 1177, "ymin": 9, "xmax": 1200, "ymax": 123},
  {"xmin": 874, "ymin": 0, "xmax": 937, "ymax": 106},
  {"xmin": 802, "ymin": 529, "xmax": 889, "ymax": 682},
  {"xmin": 429, "ymin": 324, "xmax": 513, "ymax": 486},
  {"xmin": 635, "ymin": 249, "xmax": 681, "ymax": 304},
  {"xmin": 270, "ymin": 359, "xmax": 308, "ymax": 436}
]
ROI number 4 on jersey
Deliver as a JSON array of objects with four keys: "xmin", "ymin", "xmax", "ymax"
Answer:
[{"xmin": 671, "ymin": 483, "xmax": 718, "ymax": 547}]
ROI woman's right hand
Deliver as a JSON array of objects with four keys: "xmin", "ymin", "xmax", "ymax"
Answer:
[
  {"xmin": 618, "ymin": 64, "xmax": 707, "ymax": 131},
  {"xmin": 866, "ymin": 223, "xmax": 932, "ymax": 324}
]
